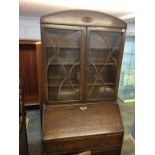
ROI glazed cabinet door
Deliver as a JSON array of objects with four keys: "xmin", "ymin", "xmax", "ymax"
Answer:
[
  {"xmin": 86, "ymin": 27, "xmax": 125, "ymax": 101},
  {"xmin": 41, "ymin": 25, "xmax": 86, "ymax": 104}
]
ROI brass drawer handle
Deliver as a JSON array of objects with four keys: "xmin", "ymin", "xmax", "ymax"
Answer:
[{"xmin": 80, "ymin": 106, "xmax": 87, "ymax": 111}]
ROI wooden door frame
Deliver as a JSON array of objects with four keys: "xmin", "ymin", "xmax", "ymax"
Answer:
[
  {"xmin": 40, "ymin": 24, "xmax": 87, "ymax": 105},
  {"xmin": 85, "ymin": 27, "xmax": 126, "ymax": 102}
]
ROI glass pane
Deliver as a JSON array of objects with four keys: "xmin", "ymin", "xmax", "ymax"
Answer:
[
  {"xmin": 87, "ymin": 31, "xmax": 122, "ymax": 100},
  {"xmin": 44, "ymin": 28, "xmax": 81, "ymax": 102},
  {"xmin": 118, "ymin": 36, "xmax": 135, "ymax": 101}
]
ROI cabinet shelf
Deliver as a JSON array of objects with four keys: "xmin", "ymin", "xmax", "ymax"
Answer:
[
  {"xmin": 48, "ymin": 80, "xmax": 79, "ymax": 87},
  {"xmin": 48, "ymin": 84, "xmax": 79, "ymax": 87},
  {"xmin": 48, "ymin": 83, "xmax": 115, "ymax": 87},
  {"xmin": 87, "ymin": 83, "xmax": 115, "ymax": 86},
  {"xmin": 88, "ymin": 62, "xmax": 115, "ymax": 66},
  {"xmin": 87, "ymin": 80, "xmax": 115, "ymax": 86},
  {"xmin": 47, "ymin": 80, "xmax": 115, "ymax": 87},
  {"xmin": 47, "ymin": 62, "xmax": 80, "ymax": 66},
  {"xmin": 90, "ymin": 47, "xmax": 120, "ymax": 51},
  {"xmin": 46, "ymin": 46, "xmax": 80, "ymax": 49},
  {"xmin": 46, "ymin": 46, "xmax": 120, "ymax": 50},
  {"xmin": 47, "ymin": 62, "xmax": 115, "ymax": 66}
]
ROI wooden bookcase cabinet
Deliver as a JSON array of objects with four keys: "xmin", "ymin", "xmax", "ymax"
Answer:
[
  {"xmin": 19, "ymin": 40, "xmax": 41, "ymax": 106},
  {"xmin": 39, "ymin": 10, "xmax": 127, "ymax": 155}
]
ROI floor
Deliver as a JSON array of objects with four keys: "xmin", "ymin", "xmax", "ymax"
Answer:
[
  {"xmin": 119, "ymin": 101, "xmax": 135, "ymax": 155},
  {"xmin": 26, "ymin": 102, "xmax": 135, "ymax": 155},
  {"xmin": 26, "ymin": 110, "xmax": 42, "ymax": 155}
]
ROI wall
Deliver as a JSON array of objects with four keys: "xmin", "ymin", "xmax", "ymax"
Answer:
[
  {"xmin": 126, "ymin": 22, "xmax": 135, "ymax": 36},
  {"xmin": 19, "ymin": 16, "xmax": 40, "ymax": 40}
]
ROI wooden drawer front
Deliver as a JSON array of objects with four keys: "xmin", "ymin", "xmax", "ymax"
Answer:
[
  {"xmin": 92, "ymin": 147, "xmax": 121, "ymax": 155},
  {"xmin": 44, "ymin": 147, "xmax": 121, "ymax": 155},
  {"xmin": 44, "ymin": 134, "xmax": 122, "ymax": 153}
]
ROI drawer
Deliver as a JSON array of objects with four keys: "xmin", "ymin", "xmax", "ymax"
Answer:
[
  {"xmin": 44, "ymin": 147, "xmax": 121, "ymax": 155},
  {"xmin": 44, "ymin": 133, "xmax": 123, "ymax": 153},
  {"xmin": 92, "ymin": 147, "xmax": 121, "ymax": 155}
]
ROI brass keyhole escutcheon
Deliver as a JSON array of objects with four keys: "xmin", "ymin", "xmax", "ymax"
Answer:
[{"xmin": 80, "ymin": 106, "xmax": 87, "ymax": 111}]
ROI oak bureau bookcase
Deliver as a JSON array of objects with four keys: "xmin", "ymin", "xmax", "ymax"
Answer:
[{"xmin": 38, "ymin": 10, "xmax": 127, "ymax": 155}]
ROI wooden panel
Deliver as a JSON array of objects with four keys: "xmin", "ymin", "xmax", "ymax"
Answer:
[
  {"xmin": 44, "ymin": 134, "xmax": 122, "ymax": 153},
  {"xmin": 43, "ymin": 103, "xmax": 123, "ymax": 154},
  {"xmin": 36, "ymin": 42, "xmax": 45, "ymax": 111},
  {"xmin": 91, "ymin": 147, "xmax": 121, "ymax": 155},
  {"xmin": 43, "ymin": 103, "xmax": 123, "ymax": 141},
  {"xmin": 77, "ymin": 151, "xmax": 91, "ymax": 155},
  {"xmin": 40, "ymin": 10, "xmax": 127, "ymax": 28},
  {"xmin": 44, "ymin": 146, "xmax": 121, "ymax": 155},
  {"xmin": 19, "ymin": 43, "xmax": 39, "ymax": 106},
  {"xmin": 114, "ymin": 31, "xmax": 126, "ymax": 97},
  {"xmin": 19, "ymin": 116, "xmax": 29, "ymax": 155}
]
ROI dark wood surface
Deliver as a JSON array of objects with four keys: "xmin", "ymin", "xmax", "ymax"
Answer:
[
  {"xmin": 41, "ymin": 10, "xmax": 127, "ymax": 28},
  {"xmin": 43, "ymin": 147, "xmax": 121, "ymax": 155},
  {"xmin": 43, "ymin": 103, "xmax": 123, "ymax": 154},
  {"xmin": 43, "ymin": 103, "xmax": 123, "ymax": 140},
  {"xmin": 19, "ymin": 40, "xmax": 40, "ymax": 106},
  {"xmin": 19, "ymin": 115, "xmax": 29, "ymax": 155},
  {"xmin": 19, "ymin": 75, "xmax": 28, "ymax": 155},
  {"xmin": 39, "ymin": 10, "xmax": 126, "ymax": 155},
  {"xmin": 77, "ymin": 151, "xmax": 91, "ymax": 155}
]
